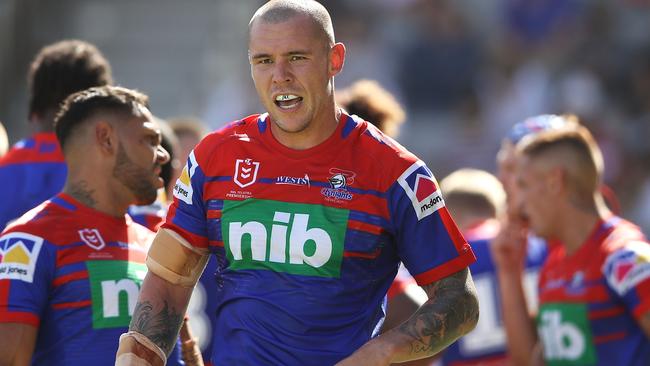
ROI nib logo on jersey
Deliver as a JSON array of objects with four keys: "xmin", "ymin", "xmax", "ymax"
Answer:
[
  {"xmin": 174, "ymin": 151, "xmax": 199, "ymax": 205},
  {"xmin": 321, "ymin": 168, "xmax": 356, "ymax": 203},
  {"xmin": 538, "ymin": 303, "xmax": 596, "ymax": 365},
  {"xmin": 398, "ymin": 161, "xmax": 445, "ymax": 220},
  {"xmin": 222, "ymin": 199, "xmax": 348, "ymax": 278},
  {"xmin": 87, "ymin": 260, "xmax": 147, "ymax": 329},
  {"xmin": 0, "ymin": 232, "xmax": 43, "ymax": 283}
]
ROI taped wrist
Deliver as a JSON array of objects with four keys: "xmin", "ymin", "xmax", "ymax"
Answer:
[
  {"xmin": 146, "ymin": 228, "xmax": 209, "ymax": 287},
  {"xmin": 115, "ymin": 331, "xmax": 166, "ymax": 366}
]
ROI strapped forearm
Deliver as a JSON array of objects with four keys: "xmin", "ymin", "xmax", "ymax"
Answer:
[
  {"xmin": 115, "ymin": 331, "xmax": 167, "ymax": 366},
  {"xmin": 127, "ymin": 271, "xmax": 195, "ymax": 358}
]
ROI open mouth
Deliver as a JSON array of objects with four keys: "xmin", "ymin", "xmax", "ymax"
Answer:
[{"xmin": 274, "ymin": 94, "xmax": 303, "ymax": 109}]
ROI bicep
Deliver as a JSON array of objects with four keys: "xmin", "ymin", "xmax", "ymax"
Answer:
[
  {"xmin": 0, "ymin": 323, "xmax": 38, "ymax": 366},
  {"xmin": 419, "ymin": 267, "xmax": 479, "ymax": 335},
  {"xmin": 421, "ymin": 268, "xmax": 476, "ymax": 301}
]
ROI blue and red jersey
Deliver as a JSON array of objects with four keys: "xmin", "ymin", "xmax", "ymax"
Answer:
[
  {"xmin": 0, "ymin": 193, "xmax": 184, "ymax": 365},
  {"xmin": 0, "ymin": 132, "xmax": 67, "ymax": 230},
  {"xmin": 537, "ymin": 216, "xmax": 650, "ymax": 366},
  {"xmin": 442, "ymin": 220, "xmax": 548, "ymax": 366},
  {"xmin": 163, "ymin": 112, "xmax": 476, "ymax": 365}
]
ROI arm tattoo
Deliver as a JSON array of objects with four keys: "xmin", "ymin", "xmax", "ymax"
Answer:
[
  {"xmin": 66, "ymin": 180, "xmax": 96, "ymax": 208},
  {"xmin": 130, "ymin": 300, "xmax": 184, "ymax": 355},
  {"xmin": 397, "ymin": 268, "xmax": 479, "ymax": 357}
]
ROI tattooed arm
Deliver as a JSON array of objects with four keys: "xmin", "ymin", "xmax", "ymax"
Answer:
[
  {"xmin": 129, "ymin": 271, "xmax": 194, "ymax": 357},
  {"xmin": 336, "ymin": 268, "xmax": 479, "ymax": 365}
]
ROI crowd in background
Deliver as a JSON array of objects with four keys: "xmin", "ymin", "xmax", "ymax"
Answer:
[{"xmin": 2, "ymin": 0, "xmax": 650, "ymax": 228}]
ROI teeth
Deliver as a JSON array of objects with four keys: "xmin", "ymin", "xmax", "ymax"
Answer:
[{"xmin": 275, "ymin": 94, "xmax": 299, "ymax": 101}]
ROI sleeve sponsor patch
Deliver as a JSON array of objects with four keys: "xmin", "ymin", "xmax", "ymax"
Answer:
[
  {"xmin": 603, "ymin": 240, "xmax": 650, "ymax": 295},
  {"xmin": 173, "ymin": 151, "xmax": 198, "ymax": 205},
  {"xmin": 0, "ymin": 232, "xmax": 44, "ymax": 283},
  {"xmin": 397, "ymin": 160, "xmax": 445, "ymax": 220}
]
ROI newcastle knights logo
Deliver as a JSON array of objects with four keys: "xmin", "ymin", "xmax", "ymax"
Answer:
[
  {"xmin": 79, "ymin": 228, "xmax": 106, "ymax": 251},
  {"xmin": 234, "ymin": 158, "xmax": 260, "ymax": 188}
]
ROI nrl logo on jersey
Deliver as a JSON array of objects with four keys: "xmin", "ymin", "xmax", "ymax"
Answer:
[
  {"xmin": 79, "ymin": 228, "xmax": 106, "ymax": 250},
  {"xmin": 397, "ymin": 161, "xmax": 445, "ymax": 220},
  {"xmin": 174, "ymin": 151, "xmax": 199, "ymax": 205},
  {"xmin": 321, "ymin": 168, "xmax": 355, "ymax": 202},
  {"xmin": 234, "ymin": 158, "xmax": 260, "ymax": 188}
]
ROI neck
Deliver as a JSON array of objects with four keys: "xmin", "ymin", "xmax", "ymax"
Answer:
[
  {"xmin": 556, "ymin": 194, "xmax": 611, "ymax": 255},
  {"xmin": 63, "ymin": 165, "xmax": 132, "ymax": 218},
  {"xmin": 271, "ymin": 105, "xmax": 341, "ymax": 150}
]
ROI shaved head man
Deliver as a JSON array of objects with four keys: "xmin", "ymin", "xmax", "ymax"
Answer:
[{"xmin": 117, "ymin": 2, "xmax": 478, "ymax": 365}]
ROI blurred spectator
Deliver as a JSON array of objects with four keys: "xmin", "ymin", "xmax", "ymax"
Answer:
[
  {"xmin": 397, "ymin": 0, "xmax": 481, "ymax": 114},
  {"xmin": 0, "ymin": 39, "xmax": 112, "ymax": 230}
]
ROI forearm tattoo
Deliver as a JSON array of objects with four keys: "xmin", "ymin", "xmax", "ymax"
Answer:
[
  {"xmin": 130, "ymin": 300, "xmax": 184, "ymax": 355},
  {"xmin": 397, "ymin": 268, "xmax": 479, "ymax": 357}
]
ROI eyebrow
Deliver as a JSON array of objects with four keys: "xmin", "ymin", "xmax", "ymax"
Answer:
[{"xmin": 250, "ymin": 50, "xmax": 312, "ymax": 60}]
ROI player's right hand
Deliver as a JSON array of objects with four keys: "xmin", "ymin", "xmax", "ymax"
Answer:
[{"xmin": 490, "ymin": 213, "xmax": 528, "ymax": 273}]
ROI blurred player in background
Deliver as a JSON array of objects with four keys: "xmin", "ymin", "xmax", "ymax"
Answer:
[
  {"xmin": 439, "ymin": 168, "xmax": 546, "ymax": 366},
  {"xmin": 337, "ymin": 79, "xmax": 406, "ymax": 139},
  {"xmin": 494, "ymin": 121, "xmax": 650, "ymax": 365},
  {"xmin": 0, "ymin": 40, "xmax": 113, "ymax": 231},
  {"xmin": 128, "ymin": 118, "xmax": 180, "ymax": 231},
  {"xmin": 0, "ymin": 86, "xmax": 189, "ymax": 365},
  {"xmin": 116, "ymin": 1, "xmax": 478, "ymax": 365}
]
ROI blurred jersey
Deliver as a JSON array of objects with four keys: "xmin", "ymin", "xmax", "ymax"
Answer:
[
  {"xmin": 128, "ymin": 194, "xmax": 167, "ymax": 232},
  {"xmin": 0, "ymin": 132, "xmax": 66, "ymax": 230},
  {"xmin": 442, "ymin": 220, "xmax": 547, "ymax": 366},
  {"xmin": 537, "ymin": 217, "xmax": 650, "ymax": 366},
  {"xmin": 0, "ymin": 193, "xmax": 184, "ymax": 365},
  {"xmin": 163, "ymin": 113, "xmax": 476, "ymax": 365}
]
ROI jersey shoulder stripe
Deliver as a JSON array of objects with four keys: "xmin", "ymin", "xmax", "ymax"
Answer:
[{"xmin": 0, "ymin": 132, "xmax": 64, "ymax": 166}]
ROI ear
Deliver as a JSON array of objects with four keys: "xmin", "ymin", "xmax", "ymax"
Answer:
[
  {"xmin": 95, "ymin": 121, "xmax": 116, "ymax": 155},
  {"xmin": 328, "ymin": 43, "xmax": 346, "ymax": 78}
]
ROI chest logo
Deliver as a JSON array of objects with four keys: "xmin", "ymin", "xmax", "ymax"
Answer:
[
  {"xmin": 234, "ymin": 158, "xmax": 260, "ymax": 188},
  {"xmin": 537, "ymin": 303, "xmax": 597, "ymax": 365},
  {"xmin": 79, "ymin": 228, "xmax": 106, "ymax": 251},
  {"xmin": 222, "ymin": 199, "xmax": 348, "ymax": 278},
  {"xmin": 321, "ymin": 168, "xmax": 356, "ymax": 202}
]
